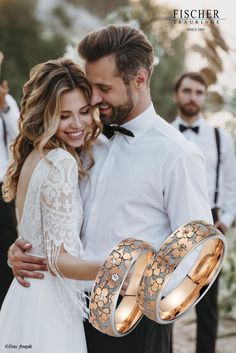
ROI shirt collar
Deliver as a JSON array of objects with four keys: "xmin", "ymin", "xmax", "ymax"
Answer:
[
  {"xmin": 121, "ymin": 103, "xmax": 157, "ymax": 143},
  {"xmin": 176, "ymin": 115, "xmax": 205, "ymax": 128}
]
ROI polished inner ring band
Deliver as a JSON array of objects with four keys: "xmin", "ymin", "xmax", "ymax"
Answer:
[
  {"xmin": 137, "ymin": 220, "xmax": 226, "ymax": 324},
  {"xmin": 89, "ymin": 238, "xmax": 155, "ymax": 337}
]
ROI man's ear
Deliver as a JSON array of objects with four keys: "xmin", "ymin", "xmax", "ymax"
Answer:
[{"xmin": 135, "ymin": 69, "xmax": 148, "ymax": 88}]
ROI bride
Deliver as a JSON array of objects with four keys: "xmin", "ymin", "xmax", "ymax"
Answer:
[{"xmin": 0, "ymin": 58, "xmax": 102, "ymax": 353}]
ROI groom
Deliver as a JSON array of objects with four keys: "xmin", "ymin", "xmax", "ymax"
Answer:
[{"xmin": 9, "ymin": 25, "xmax": 213, "ymax": 353}]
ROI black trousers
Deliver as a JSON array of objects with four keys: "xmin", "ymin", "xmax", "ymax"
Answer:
[
  {"xmin": 195, "ymin": 275, "xmax": 219, "ymax": 353},
  {"xmin": 195, "ymin": 208, "xmax": 220, "ymax": 353},
  {"xmin": 0, "ymin": 183, "xmax": 17, "ymax": 308},
  {"xmin": 84, "ymin": 296, "xmax": 172, "ymax": 353}
]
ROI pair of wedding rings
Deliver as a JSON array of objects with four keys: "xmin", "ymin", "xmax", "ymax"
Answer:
[{"xmin": 89, "ymin": 220, "xmax": 226, "ymax": 337}]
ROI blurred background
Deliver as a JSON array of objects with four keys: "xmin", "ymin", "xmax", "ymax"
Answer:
[{"xmin": 0, "ymin": 0, "xmax": 236, "ymax": 350}]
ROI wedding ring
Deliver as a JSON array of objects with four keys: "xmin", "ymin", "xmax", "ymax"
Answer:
[
  {"xmin": 19, "ymin": 270, "xmax": 24, "ymax": 277},
  {"xmin": 89, "ymin": 238, "xmax": 155, "ymax": 337},
  {"xmin": 137, "ymin": 220, "xmax": 226, "ymax": 324}
]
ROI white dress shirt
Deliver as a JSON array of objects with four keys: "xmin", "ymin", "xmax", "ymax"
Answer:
[
  {"xmin": 80, "ymin": 104, "xmax": 212, "ymax": 290},
  {"xmin": 172, "ymin": 116, "xmax": 236, "ymax": 227},
  {"xmin": 0, "ymin": 94, "xmax": 19, "ymax": 182}
]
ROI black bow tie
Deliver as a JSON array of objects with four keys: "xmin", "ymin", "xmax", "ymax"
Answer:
[
  {"xmin": 179, "ymin": 124, "xmax": 199, "ymax": 134},
  {"xmin": 102, "ymin": 124, "xmax": 135, "ymax": 140}
]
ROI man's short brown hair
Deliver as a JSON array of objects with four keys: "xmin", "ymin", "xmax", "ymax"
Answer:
[
  {"xmin": 78, "ymin": 24, "xmax": 154, "ymax": 85},
  {"xmin": 174, "ymin": 72, "xmax": 208, "ymax": 92}
]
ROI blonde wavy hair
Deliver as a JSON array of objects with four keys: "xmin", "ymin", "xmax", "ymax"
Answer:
[{"xmin": 3, "ymin": 58, "xmax": 101, "ymax": 202}]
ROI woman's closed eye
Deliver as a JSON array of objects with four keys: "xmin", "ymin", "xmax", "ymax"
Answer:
[
  {"xmin": 60, "ymin": 114, "xmax": 70, "ymax": 120},
  {"xmin": 80, "ymin": 108, "xmax": 91, "ymax": 115}
]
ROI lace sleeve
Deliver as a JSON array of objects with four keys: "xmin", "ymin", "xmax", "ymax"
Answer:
[
  {"xmin": 41, "ymin": 154, "xmax": 88, "ymax": 322},
  {"xmin": 41, "ymin": 156, "xmax": 81, "ymax": 271}
]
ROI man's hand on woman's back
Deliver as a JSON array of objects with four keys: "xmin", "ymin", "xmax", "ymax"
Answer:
[{"xmin": 8, "ymin": 238, "xmax": 47, "ymax": 287}]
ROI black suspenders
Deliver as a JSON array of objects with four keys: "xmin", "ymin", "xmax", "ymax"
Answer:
[{"xmin": 214, "ymin": 127, "xmax": 221, "ymax": 206}]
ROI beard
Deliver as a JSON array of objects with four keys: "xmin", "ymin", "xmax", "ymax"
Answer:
[
  {"xmin": 99, "ymin": 85, "xmax": 134, "ymax": 125},
  {"xmin": 179, "ymin": 102, "xmax": 200, "ymax": 117}
]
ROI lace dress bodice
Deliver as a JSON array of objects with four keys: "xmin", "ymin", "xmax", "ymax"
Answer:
[
  {"xmin": 18, "ymin": 148, "xmax": 87, "ymax": 322},
  {"xmin": 18, "ymin": 148, "xmax": 84, "ymax": 259}
]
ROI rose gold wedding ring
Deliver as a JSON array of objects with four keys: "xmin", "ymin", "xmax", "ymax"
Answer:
[
  {"xmin": 137, "ymin": 220, "xmax": 226, "ymax": 324},
  {"xmin": 89, "ymin": 238, "xmax": 155, "ymax": 337}
]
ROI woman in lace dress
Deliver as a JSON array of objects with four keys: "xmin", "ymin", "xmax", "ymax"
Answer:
[{"xmin": 0, "ymin": 58, "xmax": 102, "ymax": 353}]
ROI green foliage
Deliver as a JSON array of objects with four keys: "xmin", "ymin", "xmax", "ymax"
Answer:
[
  {"xmin": 52, "ymin": 5, "xmax": 72, "ymax": 29},
  {"xmin": 0, "ymin": 0, "xmax": 66, "ymax": 103}
]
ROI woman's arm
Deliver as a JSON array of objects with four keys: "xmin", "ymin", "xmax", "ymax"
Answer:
[
  {"xmin": 41, "ymin": 153, "xmax": 100, "ymax": 282},
  {"xmin": 56, "ymin": 246, "xmax": 101, "ymax": 280}
]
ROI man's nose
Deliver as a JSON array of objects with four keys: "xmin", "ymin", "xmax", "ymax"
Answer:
[
  {"xmin": 91, "ymin": 88, "xmax": 102, "ymax": 106},
  {"xmin": 189, "ymin": 92, "xmax": 198, "ymax": 101}
]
